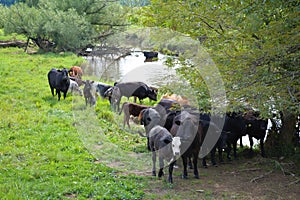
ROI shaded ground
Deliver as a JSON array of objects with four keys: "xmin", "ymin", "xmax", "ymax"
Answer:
[
  {"xmin": 120, "ymin": 155, "xmax": 300, "ymax": 200},
  {"xmin": 78, "ymin": 113, "xmax": 299, "ymax": 199}
]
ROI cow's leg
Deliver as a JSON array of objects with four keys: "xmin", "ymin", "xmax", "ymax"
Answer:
[
  {"xmin": 123, "ymin": 114, "xmax": 127, "ymax": 128},
  {"xmin": 158, "ymin": 156, "xmax": 164, "ymax": 178},
  {"xmin": 193, "ymin": 153, "xmax": 199, "ymax": 179},
  {"xmin": 147, "ymin": 138, "xmax": 151, "ymax": 151},
  {"xmin": 133, "ymin": 96, "xmax": 137, "ymax": 103},
  {"xmin": 152, "ymin": 151, "xmax": 156, "ymax": 176},
  {"xmin": 211, "ymin": 146, "xmax": 217, "ymax": 166},
  {"xmin": 249, "ymin": 135, "xmax": 254, "ymax": 155},
  {"xmin": 116, "ymin": 98, "xmax": 121, "ymax": 112},
  {"xmin": 233, "ymin": 140, "xmax": 238, "ymax": 159},
  {"xmin": 218, "ymin": 146, "xmax": 224, "ymax": 163},
  {"xmin": 50, "ymin": 87, "xmax": 55, "ymax": 96},
  {"xmin": 126, "ymin": 115, "xmax": 130, "ymax": 129},
  {"xmin": 260, "ymin": 139, "xmax": 265, "ymax": 157},
  {"xmin": 182, "ymin": 156, "xmax": 188, "ymax": 179},
  {"xmin": 240, "ymin": 137, "xmax": 243, "ymax": 148},
  {"xmin": 226, "ymin": 142, "xmax": 232, "ymax": 160},
  {"xmin": 202, "ymin": 157, "xmax": 208, "ymax": 168},
  {"xmin": 63, "ymin": 91, "xmax": 67, "ymax": 99},
  {"xmin": 188, "ymin": 156, "xmax": 193, "ymax": 169},
  {"xmin": 168, "ymin": 161, "xmax": 175, "ymax": 183},
  {"xmin": 57, "ymin": 90, "xmax": 61, "ymax": 101}
]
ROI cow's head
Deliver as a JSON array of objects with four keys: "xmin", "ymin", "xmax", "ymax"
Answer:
[
  {"xmin": 142, "ymin": 108, "xmax": 161, "ymax": 134},
  {"xmin": 173, "ymin": 111, "xmax": 199, "ymax": 151},
  {"xmin": 147, "ymin": 89, "xmax": 158, "ymax": 101},
  {"xmin": 73, "ymin": 84, "xmax": 83, "ymax": 96},
  {"xmin": 172, "ymin": 136, "xmax": 181, "ymax": 157},
  {"xmin": 61, "ymin": 68, "xmax": 69, "ymax": 81},
  {"xmin": 103, "ymin": 87, "xmax": 113, "ymax": 98}
]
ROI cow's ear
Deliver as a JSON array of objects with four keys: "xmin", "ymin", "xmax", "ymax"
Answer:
[
  {"xmin": 163, "ymin": 139, "xmax": 172, "ymax": 144},
  {"xmin": 175, "ymin": 120, "xmax": 181, "ymax": 126},
  {"xmin": 161, "ymin": 135, "xmax": 172, "ymax": 144}
]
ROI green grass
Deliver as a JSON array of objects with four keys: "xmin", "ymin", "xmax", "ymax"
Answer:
[
  {"xmin": 0, "ymin": 29, "xmax": 27, "ymax": 41},
  {"xmin": 0, "ymin": 47, "xmax": 146, "ymax": 199}
]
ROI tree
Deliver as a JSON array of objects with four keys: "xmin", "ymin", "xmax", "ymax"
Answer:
[
  {"xmin": 2, "ymin": 0, "xmax": 128, "ymax": 52},
  {"xmin": 135, "ymin": 0, "xmax": 300, "ymax": 156}
]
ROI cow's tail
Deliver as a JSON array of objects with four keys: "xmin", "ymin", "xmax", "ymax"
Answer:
[{"xmin": 119, "ymin": 102, "xmax": 126, "ymax": 115}]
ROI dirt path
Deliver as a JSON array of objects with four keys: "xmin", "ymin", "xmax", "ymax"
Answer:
[{"xmin": 121, "ymin": 156, "xmax": 300, "ymax": 200}]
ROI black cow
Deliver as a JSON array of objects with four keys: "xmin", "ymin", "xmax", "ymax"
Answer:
[
  {"xmin": 170, "ymin": 111, "xmax": 203, "ymax": 179},
  {"xmin": 199, "ymin": 113, "xmax": 227, "ymax": 167},
  {"xmin": 223, "ymin": 113, "xmax": 247, "ymax": 160},
  {"xmin": 114, "ymin": 82, "xmax": 157, "ymax": 107},
  {"xmin": 245, "ymin": 119, "xmax": 268, "ymax": 157},
  {"xmin": 143, "ymin": 51, "xmax": 158, "ymax": 59},
  {"xmin": 47, "ymin": 68, "xmax": 70, "ymax": 101}
]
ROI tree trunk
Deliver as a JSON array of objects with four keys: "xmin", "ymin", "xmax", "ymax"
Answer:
[
  {"xmin": 280, "ymin": 111, "xmax": 297, "ymax": 145},
  {"xmin": 0, "ymin": 40, "xmax": 27, "ymax": 48}
]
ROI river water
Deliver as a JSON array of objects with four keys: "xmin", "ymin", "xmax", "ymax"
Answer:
[{"xmin": 84, "ymin": 51, "xmax": 177, "ymax": 87}]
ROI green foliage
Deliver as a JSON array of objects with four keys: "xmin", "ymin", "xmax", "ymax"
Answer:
[
  {"xmin": 135, "ymin": 0, "xmax": 300, "ymax": 116},
  {"xmin": 118, "ymin": 0, "xmax": 150, "ymax": 7},
  {"xmin": 0, "ymin": 47, "xmax": 145, "ymax": 199},
  {"xmin": 2, "ymin": 0, "xmax": 128, "ymax": 52}
]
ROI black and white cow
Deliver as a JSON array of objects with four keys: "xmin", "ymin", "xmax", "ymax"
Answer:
[{"xmin": 140, "ymin": 108, "xmax": 181, "ymax": 183}]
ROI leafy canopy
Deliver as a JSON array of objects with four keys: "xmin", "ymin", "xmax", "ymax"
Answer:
[
  {"xmin": 1, "ymin": 0, "xmax": 128, "ymax": 52},
  {"xmin": 134, "ymin": 0, "xmax": 300, "ymax": 117}
]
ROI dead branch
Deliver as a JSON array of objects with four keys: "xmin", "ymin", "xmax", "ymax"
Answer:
[
  {"xmin": 239, "ymin": 168, "xmax": 261, "ymax": 172},
  {"xmin": 250, "ymin": 170, "xmax": 273, "ymax": 183},
  {"xmin": 287, "ymin": 178, "xmax": 300, "ymax": 186},
  {"xmin": 0, "ymin": 40, "xmax": 27, "ymax": 48}
]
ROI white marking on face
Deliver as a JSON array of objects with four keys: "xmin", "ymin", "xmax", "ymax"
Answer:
[{"xmin": 172, "ymin": 136, "xmax": 181, "ymax": 157}]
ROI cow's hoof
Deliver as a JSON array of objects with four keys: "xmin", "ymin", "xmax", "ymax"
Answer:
[
  {"xmin": 194, "ymin": 174, "xmax": 200, "ymax": 179},
  {"xmin": 158, "ymin": 171, "xmax": 164, "ymax": 178},
  {"xmin": 152, "ymin": 171, "xmax": 156, "ymax": 176},
  {"xmin": 182, "ymin": 175, "xmax": 188, "ymax": 179}
]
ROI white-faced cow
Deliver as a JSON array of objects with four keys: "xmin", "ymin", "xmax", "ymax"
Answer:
[
  {"xmin": 170, "ymin": 111, "xmax": 203, "ymax": 179},
  {"xmin": 140, "ymin": 108, "xmax": 181, "ymax": 183}
]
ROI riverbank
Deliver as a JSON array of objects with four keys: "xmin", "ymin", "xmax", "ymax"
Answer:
[{"xmin": 1, "ymin": 47, "xmax": 299, "ymax": 199}]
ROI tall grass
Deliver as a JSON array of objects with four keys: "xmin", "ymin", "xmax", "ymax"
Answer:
[{"xmin": 0, "ymin": 48, "xmax": 145, "ymax": 199}]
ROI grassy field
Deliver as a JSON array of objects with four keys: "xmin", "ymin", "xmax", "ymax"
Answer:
[{"xmin": 0, "ymin": 47, "xmax": 148, "ymax": 199}]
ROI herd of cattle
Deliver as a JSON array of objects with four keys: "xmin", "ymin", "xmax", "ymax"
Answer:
[{"xmin": 47, "ymin": 66, "xmax": 269, "ymax": 183}]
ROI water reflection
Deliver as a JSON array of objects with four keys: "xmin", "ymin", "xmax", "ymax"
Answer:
[{"xmin": 84, "ymin": 51, "xmax": 177, "ymax": 87}]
